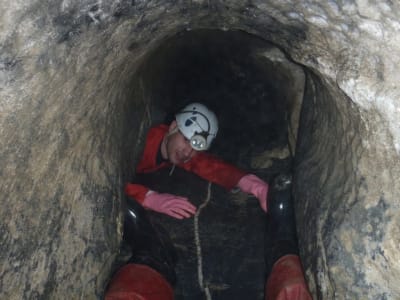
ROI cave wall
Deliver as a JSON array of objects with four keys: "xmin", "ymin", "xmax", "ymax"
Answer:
[
  {"xmin": 294, "ymin": 72, "xmax": 400, "ymax": 299},
  {"xmin": 1, "ymin": 0, "xmax": 399, "ymax": 299}
]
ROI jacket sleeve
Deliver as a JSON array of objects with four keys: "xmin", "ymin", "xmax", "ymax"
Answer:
[
  {"xmin": 180, "ymin": 152, "xmax": 247, "ymax": 190},
  {"xmin": 124, "ymin": 125, "xmax": 169, "ymax": 205},
  {"xmin": 124, "ymin": 183, "xmax": 149, "ymax": 204},
  {"xmin": 136, "ymin": 125, "xmax": 169, "ymax": 174}
]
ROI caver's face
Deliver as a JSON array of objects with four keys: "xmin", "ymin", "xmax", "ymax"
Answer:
[{"xmin": 165, "ymin": 121, "xmax": 197, "ymax": 165}]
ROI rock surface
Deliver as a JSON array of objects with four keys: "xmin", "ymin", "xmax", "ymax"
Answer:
[{"xmin": 1, "ymin": 0, "xmax": 399, "ymax": 299}]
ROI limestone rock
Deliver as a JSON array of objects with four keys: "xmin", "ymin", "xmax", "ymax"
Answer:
[{"xmin": 1, "ymin": 0, "xmax": 399, "ymax": 298}]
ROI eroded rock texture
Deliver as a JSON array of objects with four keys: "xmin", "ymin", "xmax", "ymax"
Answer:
[{"xmin": 1, "ymin": 0, "xmax": 399, "ymax": 299}]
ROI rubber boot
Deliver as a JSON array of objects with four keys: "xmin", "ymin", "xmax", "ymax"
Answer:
[
  {"xmin": 105, "ymin": 198, "xmax": 177, "ymax": 299},
  {"xmin": 123, "ymin": 198, "xmax": 177, "ymax": 285},
  {"xmin": 264, "ymin": 174, "xmax": 312, "ymax": 300},
  {"xmin": 105, "ymin": 263, "xmax": 174, "ymax": 300}
]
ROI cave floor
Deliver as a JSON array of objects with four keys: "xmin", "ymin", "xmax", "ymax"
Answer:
[{"xmin": 138, "ymin": 165, "xmax": 277, "ymax": 300}]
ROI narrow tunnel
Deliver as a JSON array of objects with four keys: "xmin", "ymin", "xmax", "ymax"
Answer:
[
  {"xmin": 116, "ymin": 29, "xmax": 305, "ymax": 299},
  {"xmin": 129, "ymin": 29, "xmax": 302, "ymax": 173},
  {"xmin": 1, "ymin": 2, "xmax": 399, "ymax": 299}
]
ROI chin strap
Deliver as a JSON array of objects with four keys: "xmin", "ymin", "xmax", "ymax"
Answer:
[{"xmin": 169, "ymin": 164, "xmax": 176, "ymax": 176}]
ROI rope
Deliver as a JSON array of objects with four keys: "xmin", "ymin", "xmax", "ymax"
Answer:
[{"xmin": 194, "ymin": 182, "xmax": 212, "ymax": 300}]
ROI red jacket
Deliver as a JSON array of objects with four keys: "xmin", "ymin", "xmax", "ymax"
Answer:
[{"xmin": 125, "ymin": 124, "xmax": 247, "ymax": 204}]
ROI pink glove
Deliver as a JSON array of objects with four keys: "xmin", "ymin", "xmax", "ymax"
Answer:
[
  {"xmin": 142, "ymin": 191, "xmax": 197, "ymax": 219},
  {"xmin": 237, "ymin": 174, "xmax": 269, "ymax": 212}
]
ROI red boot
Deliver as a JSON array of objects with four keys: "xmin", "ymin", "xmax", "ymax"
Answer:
[{"xmin": 105, "ymin": 263, "xmax": 174, "ymax": 300}]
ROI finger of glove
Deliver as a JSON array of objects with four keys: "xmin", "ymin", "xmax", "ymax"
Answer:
[
  {"xmin": 147, "ymin": 191, "xmax": 182, "ymax": 200},
  {"xmin": 150, "ymin": 194, "xmax": 188, "ymax": 208},
  {"xmin": 164, "ymin": 199, "xmax": 196, "ymax": 214},
  {"xmin": 249, "ymin": 180, "xmax": 264, "ymax": 197},
  {"xmin": 170, "ymin": 206, "xmax": 195, "ymax": 218},
  {"xmin": 238, "ymin": 174, "xmax": 264, "ymax": 193},
  {"xmin": 165, "ymin": 210, "xmax": 185, "ymax": 219},
  {"xmin": 154, "ymin": 193, "xmax": 185, "ymax": 202},
  {"xmin": 250, "ymin": 183, "xmax": 267, "ymax": 211},
  {"xmin": 257, "ymin": 185, "xmax": 268, "ymax": 212}
]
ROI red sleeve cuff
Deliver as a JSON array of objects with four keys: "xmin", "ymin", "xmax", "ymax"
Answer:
[{"xmin": 124, "ymin": 183, "xmax": 149, "ymax": 204}]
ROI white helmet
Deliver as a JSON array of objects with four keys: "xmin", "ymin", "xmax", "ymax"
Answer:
[{"xmin": 175, "ymin": 102, "xmax": 218, "ymax": 151}]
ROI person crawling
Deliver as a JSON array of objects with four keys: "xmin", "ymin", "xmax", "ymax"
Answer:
[{"xmin": 125, "ymin": 102, "xmax": 269, "ymax": 219}]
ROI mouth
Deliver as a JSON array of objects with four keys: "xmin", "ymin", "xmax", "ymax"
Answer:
[
  {"xmin": 176, "ymin": 152, "xmax": 189, "ymax": 164},
  {"xmin": 176, "ymin": 155, "xmax": 186, "ymax": 163}
]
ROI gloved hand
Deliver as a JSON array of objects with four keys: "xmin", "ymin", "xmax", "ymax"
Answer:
[
  {"xmin": 237, "ymin": 174, "xmax": 269, "ymax": 212},
  {"xmin": 142, "ymin": 190, "xmax": 197, "ymax": 219}
]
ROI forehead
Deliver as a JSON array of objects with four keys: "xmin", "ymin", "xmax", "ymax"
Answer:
[
  {"xmin": 171, "ymin": 128, "xmax": 190, "ymax": 143},
  {"xmin": 176, "ymin": 128, "xmax": 190, "ymax": 140}
]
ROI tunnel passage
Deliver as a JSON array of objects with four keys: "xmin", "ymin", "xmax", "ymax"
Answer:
[
  {"xmin": 2, "ymin": 1, "xmax": 400, "ymax": 299},
  {"xmin": 116, "ymin": 29, "xmax": 306, "ymax": 299},
  {"xmin": 131, "ymin": 29, "xmax": 304, "ymax": 170}
]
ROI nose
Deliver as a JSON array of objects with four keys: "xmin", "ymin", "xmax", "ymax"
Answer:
[{"xmin": 183, "ymin": 142, "xmax": 194, "ymax": 158}]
